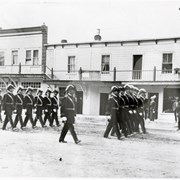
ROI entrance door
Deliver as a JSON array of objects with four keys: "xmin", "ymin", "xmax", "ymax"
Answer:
[
  {"xmin": 148, "ymin": 93, "xmax": 159, "ymax": 119},
  {"xmin": 76, "ymin": 91, "xmax": 83, "ymax": 114},
  {"xmin": 99, "ymin": 93, "xmax": 109, "ymax": 115},
  {"xmin": 133, "ymin": 55, "xmax": 142, "ymax": 79}
]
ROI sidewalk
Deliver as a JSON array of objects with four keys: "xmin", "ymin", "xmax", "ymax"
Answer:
[{"xmin": 76, "ymin": 114, "xmax": 179, "ymax": 132}]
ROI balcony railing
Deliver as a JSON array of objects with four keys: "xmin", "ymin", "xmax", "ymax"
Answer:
[
  {"xmin": 0, "ymin": 64, "xmax": 43, "ymax": 74},
  {"xmin": 46, "ymin": 67, "xmax": 180, "ymax": 82}
]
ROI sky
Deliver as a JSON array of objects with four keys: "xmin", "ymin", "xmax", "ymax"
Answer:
[{"xmin": 0, "ymin": 0, "xmax": 180, "ymax": 44}]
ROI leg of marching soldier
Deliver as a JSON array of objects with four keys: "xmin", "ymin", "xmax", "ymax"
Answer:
[
  {"xmin": 8, "ymin": 115, "xmax": 14, "ymax": 129},
  {"xmin": 59, "ymin": 122, "xmax": 69, "ymax": 141},
  {"xmin": 113, "ymin": 121, "xmax": 121, "ymax": 139},
  {"xmin": 54, "ymin": 112, "xmax": 59, "ymax": 126},
  {"xmin": 2, "ymin": 115, "xmax": 9, "ymax": 130},
  {"xmin": 104, "ymin": 120, "xmax": 113, "ymax": 138},
  {"xmin": 39, "ymin": 115, "xmax": 44, "ymax": 127},
  {"xmin": 13, "ymin": 114, "xmax": 19, "ymax": 128},
  {"xmin": 19, "ymin": 114, "xmax": 24, "ymax": 129},
  {"xmin": 68, "ymin": 123, "xmax": 78, "ymax": 142},
  {"xmin": 23, "ymin": 115, "xmax": 29, "ymax": 127}
]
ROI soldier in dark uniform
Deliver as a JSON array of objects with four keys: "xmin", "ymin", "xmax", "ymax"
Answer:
[
  {"xmin": 23, "ymin": 87, "xmax": 35, "ymax": 128},
  {"xmin": 0, "ymin": 89, "xmax": 2, "ymax": 123},
  {"xmin": 34, "ymin": 88, "xmax": 44, "ymax": 128},
  {"xmin": 104, "ymin": 86, "xmax": 121, "ymax": 140},
  {"xmin": 51, "ymin": 89, "xmax": 60, "ymax": 127},
  {"xmin": 43, "ymin": 88, "xmax": 52, "ymax": 127},
  {"xmin": 13, "ymin": 86, "xmax": 25, "ymax": 129},
  {"xmin": 137, "ymin": 88, "xmax": 147, "ymax": 133},
  {"xmin": 124, "ymin": 84, "xmax": 136, "ymax": 132},
  {"xmin": 59, "ymin": 84, "xmax": 81, "ymax": 144},
  {"xmin": 2, "ymin": 84, "xmax": 15, "ymax": 130}
]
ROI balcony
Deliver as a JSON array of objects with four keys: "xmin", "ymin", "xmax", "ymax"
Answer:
[
  {"xmin": 46, "ymin": 67, "xmax": 180, "ymax": 82},
  {"xmin": 0, "ymin": 64, "xmax": 43, "ymax": 75}
]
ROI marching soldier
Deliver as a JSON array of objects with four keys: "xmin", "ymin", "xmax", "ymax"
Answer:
[
  {"xmin": 13, "ymin": 86, "xmax": 25, "ymax": 129},
  {"xmin": 34, "ymin": 88, "xmax": 44, "ymax": 128},
  {"xmin": 2, "ymin": 84, "xmax": 15, "ymax": 130},
  {"xmin": 23, "ymin": 87, "xmax": 35, "ymax": 128},
  {"xmin": 51, "ymin": 89, "xmax": 60, "ymax": 127},
  {"xmin": 137, "ymin": 88, "xmax": 147, "ymax": 133},
  {"xmin": 43, "ymin": 88, "xmax": 52, "ymax": 127},
  {"xmin": 59, "ymin": 84, "xmax": 81, "ymax": 144},
  {"xmin": 0, "ymin": 89, "xmax": 2, "ymax": 123},
  {"xmin": 104, "ymin": 86, "xmax": 121, "ymax": 140}
]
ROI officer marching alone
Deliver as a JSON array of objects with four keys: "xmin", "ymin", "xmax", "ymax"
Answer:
[{"xmin": 59, "ymin": 84, "xmax": 81, "ymax": 144}]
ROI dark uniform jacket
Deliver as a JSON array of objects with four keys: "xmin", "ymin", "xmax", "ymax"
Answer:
[
  {"xmin": 43, "ymin": 96, "xmax": 52, "ymax": 113},
  {"xmin": 3, "ymin": 92, "xmax": 15, "ymax": 115},
  {"xmin": 105, "ymin": 94, "xmax": 120, "ymax": 122},
  {"xmin": 51, "ymin": 96, "xmax": 59, "ymax": 112},
  {"xmin": 14, "ymin": 93, "xmax": 24, "ymax": 114},
  {"xmin": 61, "ymin": 94, "xmax": 76, "ymax": 124},
  {"xmin": 24, "ymin": 94, "xmax": 34, "ymax": 114},
  {"xmin": 35, "ymin": 95, "xmax": 44, "ymax": 115}
]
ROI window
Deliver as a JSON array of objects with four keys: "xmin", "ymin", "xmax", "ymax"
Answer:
[
  {"xmin": 26, "ymin": 50, "xmax": 31, "ymax": 64},
  {"xmin": 0, "ymin": 82, "xmax": 6, "ymax": 88},
  {"xmin": 101, "ymin": 55, "xmax": 110, "ymax": 74},
  {"xmin": 21, "ymin": 82, "xmax": 41, "ymax": 89},
  {"xmin": 33, "ymin": 50, "xmax": 39, "ymax": 65},
  {"xmin": 12, "ymin": 50, "xmax": 18, "ymax": 65},
  {"xmin": 162, "ymin": 53, "xmax": 172, "ymax": 73},
  {"xmin": 68, "ymin": 56, "xmax": 75, "ymax": 73},
  {"xmin": 0, "ymin": 51, "xmax": 5, "ymax": 66}
]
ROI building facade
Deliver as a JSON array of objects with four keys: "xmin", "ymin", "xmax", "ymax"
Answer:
[
  {"xmin": 0, "ymin": 25, "xmax": 50, "ymax": 94},
  {"xmin": 45, "ymin": 38, "xmax": 180, "ymax": 119}
]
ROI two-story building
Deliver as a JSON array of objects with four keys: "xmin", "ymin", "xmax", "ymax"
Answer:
[
  {"xmin": 0, "ymin": 24, "xmax": 49, "ymax": 93},
  {"xmin": 45, "ymin": 37, "xmax": 180, "ymax": 119}
]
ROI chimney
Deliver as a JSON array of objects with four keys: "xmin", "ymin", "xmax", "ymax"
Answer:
[
  {"xmin": 61, "ymin": 39, "xmax": 68, "ymax": 43},
  {"xmin": 94, "ymin": 29, "xmax": 101, "ymax": 41}
]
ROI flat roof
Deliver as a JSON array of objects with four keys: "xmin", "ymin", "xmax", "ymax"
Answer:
[
  {"xmin": 45, "ymin": 37, "xmax": 180, "ymax": 47},
  {"xmin": 0, "ymin": 25, "xmax": 47, "ymax": 34}
]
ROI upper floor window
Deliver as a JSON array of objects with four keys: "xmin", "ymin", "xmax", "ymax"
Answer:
[
  {"xmin": 101, "ymin": 55, "xmax": 110, "ymax": 74},
  {"xmin": 12, "ymin": 50, "xmax": 18, "ymax": 65},
  {"xmin": 68, "ymin": 56, "xmax": 75, "ymax": 73},
  {"xmin": 26, "ymin": 50, "xmax": 39, "ymax": 65},
  {"xmin": 33, "ymin": 50, "xmax": 39, "ymax": 65},
  {"xmin": 0, "ymin": 51, "xmax": 5, "ymax": 66},
  {"xmin": 162, "ymin": 53, "xmax": 172, "ymax": 73}
]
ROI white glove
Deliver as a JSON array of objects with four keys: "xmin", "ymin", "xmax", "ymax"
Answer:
[
  {"xmin": 53, "ymin": 109, "xmax": 57, "ymax": 112},
  {"xmin": 61, "ymin": 117, "xmax": 67, "ymax": 122},
  {"xmin": 139, "ymin": 112, "xmax": 143, "ymax": 116},
  {"xmin": 45, "ymin": 109, "xmax": 48, "ymax": 112},
  {"xmin": 133, "ymin": 110, "xmax": 137, "ymax": 114},
  {"xmin": 107, "ymin": 116, "xmax": 111, "ymax": 120},
  {"xmin": 129, "ymin": 110, "xmax": 133, "ymax": 114}
]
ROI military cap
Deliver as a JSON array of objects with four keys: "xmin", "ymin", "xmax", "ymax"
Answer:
[
  {"xmin": 26, "ymin": 87, "xmax": 33, "ymax": 93},
  {"xmin": 7, "ymin": 84, "xmax": 15, "ymax": 91},
  {"xmin": 45, "ymin": 88, "xmax": 52, "ymax": 94},
  {"xmin": 118, "ymin": 86, "xmax": 125, "ymax": 91},
  {"xmin": 139, "ymin": 88, "xmax": 146, "ymax": 93},
  {"xmin": 65, "ymin": 84, "xmax": 76, "ymax": 92},
  {"xmin": 110, "ymin": 86, "xmax": 119, "ymax": 93},
  {"xmin": 17, "ymin": 86, "xmax": 25, "ymax": 92},
  {"xmin": 132, "ymin": 86, "xmax": 139, "ymax": 91},
  {"xmin": 124, "ymin": 84, "xmax": 132, "ymax": 89},
  {"xmin": 53, "ymin": 88, "xmax": 59, "ymax": 93},
  {"xmin": 37, "ymin": 88, "xmax": 43, "ymax": 94}
]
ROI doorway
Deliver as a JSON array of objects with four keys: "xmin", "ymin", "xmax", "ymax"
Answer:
[{"xmin": 99, "ymin": 93, "xmax": 109, "ymax": 115}]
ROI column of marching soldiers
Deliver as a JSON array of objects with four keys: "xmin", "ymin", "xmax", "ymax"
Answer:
[
  {"xmin": 0, "ymin": 84, "xmax": 60, "ymax": 130},
  {"xmin": 104, "ymin": 84, "xmax": 147, "ymax": 139},
  {"xmin": 0, "ymin": 83, "xmax": 148, "ymax": 143}
]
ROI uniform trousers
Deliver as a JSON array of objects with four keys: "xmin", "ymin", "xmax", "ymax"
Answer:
[
  {"xmin": 2, "ymin": 110, "xmax": 14, "ymax": 130},
  {"xmin": 14, "ymin": 107, "xmax": 24, "ymax": 128},
  {"xmin": 34, "ymin": 107, "xmax": 44, "ymax": 127},
  {"xmin": 104, "ymin": 118, "xmax": 121, "ymax": 139},
  {"xmin": 59, "ymin": 122, "xmax": 78, "ymax": 142},
  {"xmin": 44, "ymin": 108, "xmax": 52, "ymax": 126},
  {"xmin": 51, "ymin": 110, "xmax": 59, "ymax": 126},
  {"xmin": 24, "ymin": 106, "xmax": 34, "ymax": 128}
]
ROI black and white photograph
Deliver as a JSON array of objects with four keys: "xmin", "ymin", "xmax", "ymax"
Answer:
[{"xmin": 0, "ymin": 0, "xmax": 180, "ymax": 178}]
